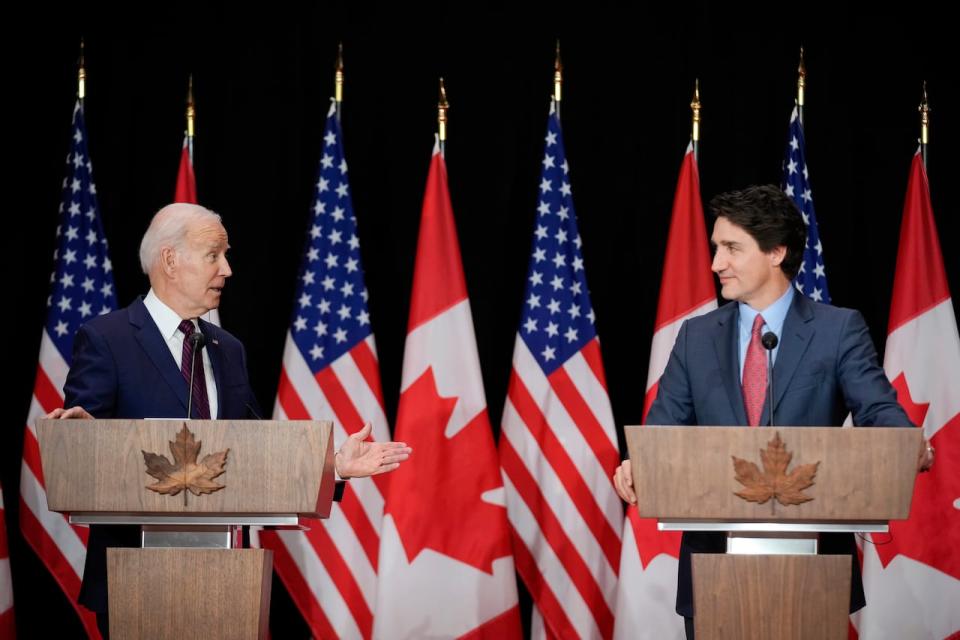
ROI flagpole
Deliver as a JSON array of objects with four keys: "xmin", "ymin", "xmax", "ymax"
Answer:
[
  {"xmin": 691, "ymin": 79, "xmax": 701, "ymax": 163},
  {"xmin": 438, "ymin": 78, "xmax": 448, "ymax": 155},
  {"xmin": 77, "ymin": 39, "xmax": 86, "ymax": 102},
  {"xmin": 185, "ymin": 74, "xmax": 195, "ymax": 165},
  {"xmin": 919, "ymin": 82, "xmax": 930, "ymax": 167},
  {"xmin": 796, "ymin": 47, "xmax": 806, "ymax": 127},
  {"xmin": 554, "ymin": 39, "xmax": 563, "ymax": 120},
  {"xmin": 335, "ymin": 42, "xmax": 344, "ymax": 122}
]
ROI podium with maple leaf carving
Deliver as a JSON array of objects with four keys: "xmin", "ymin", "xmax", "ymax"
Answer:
[
  {"xmin": 35, "ymin": 418, "xmax": 336, "ymax": 640},
  {"xmin": 625, "ymin": 425, "xmax": 921, "ymax": 640}
]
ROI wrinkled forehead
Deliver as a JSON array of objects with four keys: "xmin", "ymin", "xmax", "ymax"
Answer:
[{"xmin": 186, "ymin": 220, "xmax": 229, "ymax": 248}]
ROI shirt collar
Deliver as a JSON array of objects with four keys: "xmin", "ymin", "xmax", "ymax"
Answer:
[
  {"xmin": 144, "ymin": 289, "xmax": 196, "ymax": 340},
  {"xmin": 738, "ymin": 284, "xmax": 795, "ymax": 336}
]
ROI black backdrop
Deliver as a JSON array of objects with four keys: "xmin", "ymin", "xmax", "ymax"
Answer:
[{"xmin": 7, "ymin": 5, "xmax": 958, "ymax": 637}]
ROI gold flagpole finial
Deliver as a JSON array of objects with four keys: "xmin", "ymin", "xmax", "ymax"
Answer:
[
  {"xmin": 78, "ymin": 38, "xmax": 86, "ymax": 100},
  {"xmin": 186, "ymin": 74, "xmax": 195, "ymax": 139},
  {"xmin": 335, "ymin": 42, "xmax": 344, "ymax": 104},
  {"xmin": 690, "ymin": 78, "xmax": 701, "ymax": 143},
  {"xmin": 438, "ymin": 77, "xmax": 449, "ymax": 145},
  {"xmin": 919, "ymin": 81, "xmax": 930, "ymax": 146},
  {"xmin": 554, "ymin": 39, "xmax": 563, "ymax": 104},
  {"xmin": 797, "ymin": 46, "xmax": 806, "ymax": 110}
]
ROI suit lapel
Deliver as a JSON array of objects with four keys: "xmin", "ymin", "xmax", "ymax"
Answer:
[
  {"xmin": 129, "ymin": 297, "xmax": 189, "ymax": 415},
  {"xmin": 713, "ymin": 303, "xmax": 749, "ymax": 425},
  {"xmin": 765, "ymin": 293, "xmax": 815, "ymax": 422},
  {"xmin": 199, "ymin": 318, "xmax": 225, "ymax": 419}
]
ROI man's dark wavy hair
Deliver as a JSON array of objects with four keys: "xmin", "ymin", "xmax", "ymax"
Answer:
[{"xmin": 709, "ymin": 184, "xmax": 807, "ymax": 279}]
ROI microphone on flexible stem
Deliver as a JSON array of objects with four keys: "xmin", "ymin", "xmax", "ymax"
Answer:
[
  {"xmin": 761, "ymin": 331, "xmax": 778, "ymax": 427},
  {"xmin": 186, "ymin": 330, "xmax": 206, "ymax": 419}
]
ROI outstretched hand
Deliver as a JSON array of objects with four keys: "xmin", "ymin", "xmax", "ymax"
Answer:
[{"xmin": 335, "ymin": 422, "xmax": 412, "ymax": 479}]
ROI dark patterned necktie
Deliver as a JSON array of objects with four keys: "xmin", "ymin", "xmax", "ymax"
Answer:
[
  {"xmin": 742, "ymin": 314, "xmax": 767, "ymax": 426},
  {"xmin": 178, "ymin": 319, "xmax": 211, "ymax": 419}
]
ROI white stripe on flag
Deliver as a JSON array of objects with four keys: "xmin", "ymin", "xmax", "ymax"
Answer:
[
  {"xmin": 502, "ymin": 473, "xmax": 601, "ymax": 639},
  {"xmin": 274, "ymin": 528, "xmax": 366, "ymax": 640},
  {"xmin": 562, "ymin": 348, "xmax": 619, "ymax": 449},
  {"xmin": 19, "ymin": 452, "xmax": 86, "ymax": 578},
  {"xmin": 275, "ymin": 334, "xmax": 330, "ymax": 421},
  {"xmin": 39, "ymin": 331, "xmax": 70, "ymax": 395},
  {"xmin": 511, "ymin": 336, "xmax": 622, "ymax": 533},
  {"xmin": 502, "ymin": 397, "xmax": 618, "ymax": 601}
]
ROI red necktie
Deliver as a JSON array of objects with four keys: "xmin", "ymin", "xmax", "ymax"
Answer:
[
  {"xmin": 179, "ymin": 320, "xmax": 211, "ymax": 419},
  {"xmin": 742, "ymin": 314, "xmax": 767, "ymax": 426}
]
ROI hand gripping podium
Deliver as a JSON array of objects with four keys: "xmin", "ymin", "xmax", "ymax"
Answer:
[
  {"xmin": 36, "ymin": 419, "xmax": 336, "ymax": 640},
  {"xmin": 625, "ymin": 426, "xmax": 921, "ymax": 640}
]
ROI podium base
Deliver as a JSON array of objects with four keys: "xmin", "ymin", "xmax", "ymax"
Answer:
[{"xmin": 107, "ymin": 548, "xmax": 272, "ymax": 640}]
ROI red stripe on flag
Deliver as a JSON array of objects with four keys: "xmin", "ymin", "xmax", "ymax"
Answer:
[
  {"xmin": 338, "ymin": 484, "xmax": 380, "ymax": 571},
  {"xmin": 0, "ymin": 609, "xmax": 15, "ymax": 640},
  {"xmin": 312, "ymin": 367, "xmax": 387, "ymax": 565},
  {"xmin": 547, "ymin": 367, "xmax": 620, "ymax": 474},
  {"xmin": 304, "ymin": 520, "xmax": 374, "ymax": 639},
  {"xmin": 508, "ymin": 369, "xmax": 620, "ymax": 570},
  {"xmin": 500, "ymin": 438, "xmax": 614, "ymax": 638},
  {"xmin": 315, "ymin": 368, "xmax": 365, "ymax": 433},
  {"xmin": 34, "ymin": 365, "xmax": 64, "ymax": 415},
  {"xmin": 579, "ymin": 339, "xmax": 608, "ymax": 392},
  {"xmin": 259, "ymin": 530, "xmax": 341, "ymax": 640},
  {"xmin": 350, "ymin": 341, "xmax": 386, "ymax": 414},
  {"xmin": 21, "ymin": 428, "xmax": 47, "ymax": 490},
  {"xmin": 508, "ymin": 525, "xmax": 579, "ymax": 640},
  {"xmin": 277, "ymin": 369, "xmax": 311, "ymax": 420},
  {"xmin": 456, "ymin": 604, "xmax": 522, "ymax": 640},
  {"xmin": 19, "ymin": 496, "xmax": 101, "ymax": 639}
]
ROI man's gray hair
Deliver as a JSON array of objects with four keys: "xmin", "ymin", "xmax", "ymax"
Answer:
[{"xmin": 139, "ymin": 203, "xmax": 222, "ymax": 274}]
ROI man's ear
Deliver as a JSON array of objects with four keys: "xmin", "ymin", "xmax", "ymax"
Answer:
[
  {"xmin": 159, "ymin": 246, "xmax": 178, "ymax": 277},
  {"xmin": 769, "ymin": 245, "xmax": 787, "ymax": 268}
]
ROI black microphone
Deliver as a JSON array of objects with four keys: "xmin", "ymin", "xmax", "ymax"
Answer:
[
  {"xmin": 186, "ymin": 329, "xmax": 206, "ymax": 419},
  {"xmin": 761, "ymin": 331, "xmax": 778, "ymax": 426}
]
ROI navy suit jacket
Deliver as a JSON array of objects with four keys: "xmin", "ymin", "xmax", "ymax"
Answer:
[
  {"xmin": 645, "ymin": 293, "xmax": 911, "ymax": 618},
  {"xmin": 64, "ymin": 297, "xmax": 261, "ymax": 612}
]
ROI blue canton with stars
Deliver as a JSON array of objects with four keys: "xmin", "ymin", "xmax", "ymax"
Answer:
[
  {"xmin": 781, "ymin": 106, "xmax": 830, "ymax": 304},
  {"xmin": 289, "ymin": 101, "xmax": 372, "ymax": 371},
  {"xmin": 46, "ymin": 101, "xmax": 117, "ymax": 364},
  {"xmin": 519, "ymin": 100, "xmax": 597, "ymax": 374}
]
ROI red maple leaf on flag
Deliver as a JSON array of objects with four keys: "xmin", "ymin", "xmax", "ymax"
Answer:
[
  {"xmin": 384, "ymin": 366, "xmax": 512, "ymax": 574},
  {"xmin": 874, "ymin": 374, "xmax": 960, "ymax": 580}
]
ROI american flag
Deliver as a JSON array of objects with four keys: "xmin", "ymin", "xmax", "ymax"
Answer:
[
  {"xmin": 20, "ymin": 99, "xmax": 115, "ymax": 638},
  {"xmin": 781, "ymin": 106, "xmax": 830, "ymax": 303},
  {"xmin": 256, "ymin": 100, "xmax": 389, "ymax": 640},
  {"xmin": 499, "ymin": 99, "xmax": 622, "ymax": 639}
]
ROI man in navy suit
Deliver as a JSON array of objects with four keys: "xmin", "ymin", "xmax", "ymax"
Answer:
[
  {"xmin": 612, "ymin": 185, "xmax": 933, "ymax": 638},
  {"xmin": 44, "ymin": 203, "xmax": 411, "ymax": 636}
]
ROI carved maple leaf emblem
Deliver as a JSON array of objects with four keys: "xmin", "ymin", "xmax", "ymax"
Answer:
[
  {"xmin": 732, "ymin": 431, "xmax": 819, "ymax": 506},
  {"xmin": 142, "ymin": 424, "xmax": 229, "ymax": 497}
]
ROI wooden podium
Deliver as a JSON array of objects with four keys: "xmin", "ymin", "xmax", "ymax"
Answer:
[
  {"xmin": 625, "ymin": 426, "xmax": 921, "ymax": 640},
  {"xmin": 36, "ymin": 418, "xmax": 336, "ymax": 640}
]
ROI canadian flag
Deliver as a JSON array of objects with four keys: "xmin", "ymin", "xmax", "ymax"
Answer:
[
  {"xmin": 372, "ymin": 140, "xmax": 521, "ymax": 639},
  {"xmin": 613, "ymin": 143, "xmax": 716, "ymax": 639},
  {"xmin": 856, "ymin": 151, "xmax": 960, "ymax": 639}
]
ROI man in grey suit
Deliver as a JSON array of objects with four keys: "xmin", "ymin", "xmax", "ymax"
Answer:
[{"xmin": 613, "ymin": 185, "xmax": 933, "ymax": 638}]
